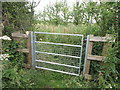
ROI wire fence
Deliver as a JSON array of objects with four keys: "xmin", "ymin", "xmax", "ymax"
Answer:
[{"xmin": 31, "ymin": 32, "xmax": 84, "ymax": 76}]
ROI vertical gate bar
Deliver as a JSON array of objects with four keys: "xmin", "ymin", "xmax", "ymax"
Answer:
[
  {"xmin": 31, "ymin": 31, "xmax": 34, "ymax": 69},
  {"xmin": 34, "ymin": 32, "xmax": 37, "ymax": 68},
  {"xmin": 83, "ymin": 35, "xmax": 90, "ymax": 76},
  {"xmin": 78, "ymin": 36, "xmax": 84, "ymax": 75},
  {"xmin": 31, "ymin": 31, "xmax": 35, "ymax": 69}
]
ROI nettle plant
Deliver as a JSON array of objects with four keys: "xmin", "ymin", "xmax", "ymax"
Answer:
[
  {"xmin": 1, "ymin": 35, "xmax": 34, "ymax": 88},
  {"xmin": 0, "ymin": 35, "xmax": 11, "ymax": 61}
]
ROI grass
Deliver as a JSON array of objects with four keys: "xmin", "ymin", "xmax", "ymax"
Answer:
[
  {"xmin": 24, "ymin": 69, "xmax": 88, "ymax": 88},
  {"xmin": 34, "ymin": 23, "xmax": 101, "ymax": 36}
]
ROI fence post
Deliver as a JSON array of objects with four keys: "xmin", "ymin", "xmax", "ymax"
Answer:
[
  {"xmin": 100, "ymin": 34, "xmax": 113, "ymax": 68},
  {"xmin": 27, "ymin": 31, "xmax": 32, "ymax": 68},
  {"xmin": 83, "ymin": 35, "xmax": 93, "ymax": 77},
  {"xmin": 102, "ymin": 34, "xmax": 112, "ymax": 56}
]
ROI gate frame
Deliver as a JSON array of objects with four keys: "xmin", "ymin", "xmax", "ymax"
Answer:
[{"xmin": 31, "ymin": 31, "xmax": 84, "ymax": 76}]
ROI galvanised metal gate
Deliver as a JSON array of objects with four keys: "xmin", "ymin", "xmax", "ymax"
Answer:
[{"xmin": 31, "ymin": 32, "xmax": 84, "ymax": 76}]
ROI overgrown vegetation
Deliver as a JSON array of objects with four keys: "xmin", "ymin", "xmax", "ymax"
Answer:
[{"xmin": 1, "ymin": 1, "xmax": 120, "ymax": 88}]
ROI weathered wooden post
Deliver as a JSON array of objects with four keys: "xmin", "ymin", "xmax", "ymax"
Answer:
[
  {"xmin": 83, "ymin": 34, "xmax": 114, "ymax": 79},
  {"xmin": 26, "ymin": 31, "xmax": 32, "ymax": 68}
]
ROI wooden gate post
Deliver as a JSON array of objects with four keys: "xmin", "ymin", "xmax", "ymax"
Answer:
[
  {"xmin": 102, "ymin": 34, "xmax": 112, "ymax": 56},
  {"xmin": 85, "ymin": 35, "xmax": 93, "ymax": 74},
  {"xmin": 83, "ymin": 34, "xmax": 114, "ymax": 79},
  {"xmin": 100, "ymin": 34, "xmax": 113, "ymax": 68},
  {"xmin": 27, "ymin": 31, "xmax": 32, "ymax": 68}
]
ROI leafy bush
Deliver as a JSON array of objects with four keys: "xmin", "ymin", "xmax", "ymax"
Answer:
[{"xmin": 2, "ymin": 39, "xmax": 34, "ymax": 88}]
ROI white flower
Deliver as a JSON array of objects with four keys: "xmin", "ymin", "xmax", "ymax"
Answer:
[
  {"xmin": 0, "ymin": 35, "xmax": 11, "ymax": 40},
  {"xmin": 0, "ymin": 54, "xmax": 10, "ymax": 61},
  {"xmin": 109, "ymin": 84, "xmax": 112, "ymax": 88}
]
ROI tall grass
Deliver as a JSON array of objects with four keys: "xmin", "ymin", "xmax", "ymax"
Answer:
[{"xmin": 34, "ymin": 23, "xmax": 101, "ymax": 36}]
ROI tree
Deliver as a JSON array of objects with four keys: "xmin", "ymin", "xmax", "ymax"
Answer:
[
  {"xmin": 2, "ymin": 2, "xmax": 32, "ymax": 35},
  {"xmin": 38, "ymin": 1, "xmax": 71, "ymax": 25}
]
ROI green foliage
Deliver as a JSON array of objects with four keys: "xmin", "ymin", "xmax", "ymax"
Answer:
[
  {"xmin": 2, "ymin": 64, "xmax": 32, "ymax": 88},
  {"xmin": 2, "ymin": 40, "xmax": 34, "ymax": 88},
  {"xmin": 2, "ymin": 2, "xmax": 34, "ymax": 87},
  {"xmin": 38, "ymin": 1, "xmax": 71, "ymax": 25},
  {"xmin": 2, "ymin": 2, "xmax": 32, "ymax": 35},
  {"xmin": 38, "ymin": 2, "xmax": 118, "ymax": 35},
  {"xmin": 98, "ymin": 44, "xmax": 119, "ymax": 88}
]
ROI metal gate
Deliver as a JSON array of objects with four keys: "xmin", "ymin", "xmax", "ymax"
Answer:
[{"xmin": 31, "ymin": 32, "xmax": 84, "ymax": 76}]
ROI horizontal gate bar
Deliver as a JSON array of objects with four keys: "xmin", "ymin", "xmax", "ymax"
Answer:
[
  {"xmin": 34, "ymin": 32, "xmax": 83, "ymax": 36},
  {"xmin": 35, "ymin": 60, "xmax": 80, "ymax": 69},
  {"xmin": 35, "ymin": 66, "xmax": 79, "ymax": 76},
  {"xmin": 35, "ymin": 41, "xmax": 82, "ymax": 47},
  {"xmin": 35, "ymin": 51, "xmax": 81, "ymax": 59}
]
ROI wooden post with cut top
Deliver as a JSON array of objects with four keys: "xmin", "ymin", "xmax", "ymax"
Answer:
[{"xmin": 26, "ymin": 31, "xmax": 32, "ymax": 68}]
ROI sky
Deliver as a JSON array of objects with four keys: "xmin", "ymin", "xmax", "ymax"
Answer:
[{"xmin": 28, "ymin": 0, "xmax": 77, "ymax": 14}]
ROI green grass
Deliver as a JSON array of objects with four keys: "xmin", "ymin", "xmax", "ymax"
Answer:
[
  {"xmin": 24, "ymin": 69, "xmax": 88, "ymax": 88},
  {"xmin": 26, "ymin": 68, "xmax": 120, "ymax": 88},
  {"xmin": 34, "ymin": 23, "xmax": 101, "ymax": 36}
]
